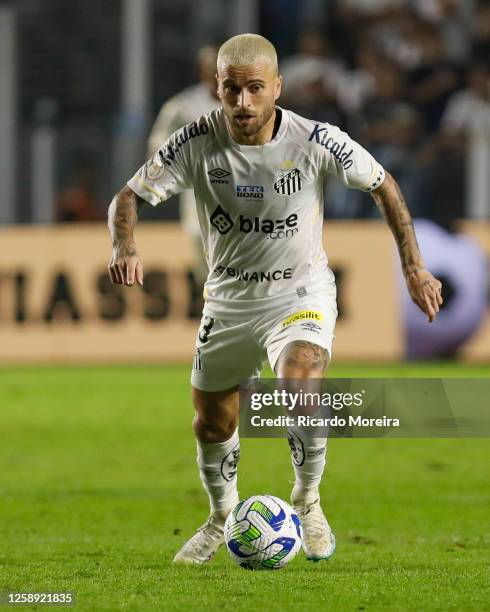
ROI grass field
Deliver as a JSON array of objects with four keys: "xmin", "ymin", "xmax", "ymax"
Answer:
[{"xmin": 0, "ymin": 363, "xmax": 489, "ymax": 611}]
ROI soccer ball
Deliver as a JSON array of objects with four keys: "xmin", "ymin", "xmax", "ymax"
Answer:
[{"xmin": 224, "ymin": 495, "xmax": 302, "ymax": 570}]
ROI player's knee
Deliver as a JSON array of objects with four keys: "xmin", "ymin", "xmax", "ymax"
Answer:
[
  {"xmin": 191, "ymin": 386, "xmax": 239, "ymax": 443},
  {"xmin": 193, "ymin": 414, "xmax": 237, "ymax": 443},
  {"xmin": 276, "ymin": 340, "xmax": 329, "ymax": 378}
]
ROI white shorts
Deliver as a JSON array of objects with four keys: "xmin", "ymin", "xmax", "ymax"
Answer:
[{"xmin": 191, "ymin": 289, "xmax": 338, "ymax": 392}]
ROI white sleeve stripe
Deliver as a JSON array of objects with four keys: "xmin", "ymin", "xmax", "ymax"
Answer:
[{"xmin": 132, "ymin": 176, "xmax": 166, "ymax": 201}]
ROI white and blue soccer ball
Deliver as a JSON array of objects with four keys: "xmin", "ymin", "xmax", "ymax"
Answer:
[{"xmin": 224, "ymin": 495, "xmax": 302, "ymax": 570}]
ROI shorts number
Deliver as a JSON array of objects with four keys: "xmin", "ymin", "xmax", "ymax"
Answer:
[{"xmin": 198, "ymin": 317, "xmax": 215, "ymax": 343}]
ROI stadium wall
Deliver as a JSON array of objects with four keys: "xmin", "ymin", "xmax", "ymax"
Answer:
[
  {"xmin": 0, "ymin": 222, "xmax": 488, "ymax": 364},
  {"xmin": 458, "ymin": 221, "xmax": 490, "ymax": 362}
]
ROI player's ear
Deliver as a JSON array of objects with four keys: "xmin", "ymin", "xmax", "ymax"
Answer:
[
  {"xmin": 274, "ymin": 74, "xmax": 283, "ymax": 101},
  {"xmin": 216, "ymin": 74, "xmax": 222, "ymax": 100}
]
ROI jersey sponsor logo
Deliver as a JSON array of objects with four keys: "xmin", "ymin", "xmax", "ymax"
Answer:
[
  {"xmin": 273, "ymin": 168, "xmax": 302, "ymax": 195},
  {"xmin": 236, "ymin": 185, "xmax": 264, "ymax": 199},
  {"xmin": 209, "ymin": 206, "xmax": 298, "ymax": 240},
  {"xmin": 208, "ymin": 167, "xmax": 231, "ymax": 184},
  {"xmin": 158, "ymin": 120, "xmax": 209, "ymax": 166},
  {"xmin": 210, "ymin": 205, "xmax": 234, "ymax": 234},
  {"xmin": 214, "ymin": 265, "xmax": 293, "ymax": 282},
  {"xmin": 282, "ymin": 310, "xmax": 323, "ymax": 327},
  {"xmin": 239, "ymin": 213, "xmax": 298, "ymax": 240},
  {"xmin": 308, "ymin": 124, "xmax": 354, "ymax": 169}
]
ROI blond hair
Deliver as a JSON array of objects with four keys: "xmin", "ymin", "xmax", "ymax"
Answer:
[{"xmin": 217, "ymin": 33, "xmax": 278, "ymax": 75}]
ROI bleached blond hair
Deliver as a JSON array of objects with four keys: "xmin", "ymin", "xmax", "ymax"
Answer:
[{"xmin": 217, "ymin": 33, "xmax": 278, "ymax": 75}]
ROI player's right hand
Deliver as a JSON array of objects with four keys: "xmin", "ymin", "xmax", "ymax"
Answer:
[{"xmin": 108, "ymin": 248, "xmax": 144, "ymax": 286}]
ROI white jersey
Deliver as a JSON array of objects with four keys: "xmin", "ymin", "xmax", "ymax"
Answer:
[{"xmin": 128, "ymin": 107, "xmax": 385, "ymax": 319}]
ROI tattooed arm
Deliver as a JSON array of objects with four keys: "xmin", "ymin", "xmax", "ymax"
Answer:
[
  {"xmin": 371, "ymin": 172, "xmax": 443, "ymax": 322},
  {"xmin": 108, "ymin": 185, "xmax": 145, "ymax": 286}
]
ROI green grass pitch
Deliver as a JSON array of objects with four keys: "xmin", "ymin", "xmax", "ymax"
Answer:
[{"xmin": 0, "ymin": 363, "xmax": 489, "ymax": 611}]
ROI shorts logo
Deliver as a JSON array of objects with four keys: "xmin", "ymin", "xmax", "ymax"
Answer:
[
  {"xmin": 210, "ymin": 205, "xmax": 234, "ymax": 234},
  {"xmin": 208, "ymin": 168, "xmax": 231, "ymax": 184},
  {"xmin": 300, "ymin": 321, "xmax": 321, "ymax": 333},
  {"xmin": 236, "ymin": 185, "xmax": 264, "ymax": 199},
  {"xmin": 274, "ymin": 168, "xmax": 302, "ymax": 195},
  {"xmin": 198, "ymin": 316, "xmax": 215, "ymax": 343},
  {"xmin": 282, "ymin": 310, "xmax": 323, "ymax": 328}
]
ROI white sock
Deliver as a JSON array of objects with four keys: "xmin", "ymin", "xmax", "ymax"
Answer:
[
  {"xmin": 196, "ymin": 428, "xmax": 240, "ymax": 513},
  {"xmin": 287, "ymin": 428, "xmax": 327, "ymax": 502}
]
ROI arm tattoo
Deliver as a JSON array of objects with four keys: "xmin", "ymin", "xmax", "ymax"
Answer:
[
  {"xmin": 370, "ymin": 173, "xmax": 424, "ymax": 274},
  {"xmin": 108, "ymin": 185, "xmax": 143, "ymax": 256}
]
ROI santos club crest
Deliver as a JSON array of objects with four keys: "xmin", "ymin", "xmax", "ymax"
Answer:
[{"xmin": 273, "ymin": 168, "xmax": 302, "ymax": 195}]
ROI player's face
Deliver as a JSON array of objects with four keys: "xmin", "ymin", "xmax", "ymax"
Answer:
[{"xmin": 217, "ymin": 61, "xmax": 282, "ymax": 144}]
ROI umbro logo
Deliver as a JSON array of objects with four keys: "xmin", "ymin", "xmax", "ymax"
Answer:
[
  {"xmin": 208, "ymin": 168, "xmax": 231, "ymax": 184},
  {"xmin": 208, "ymin": 168, "xmax": 230, "ymax": 179},
  {"xmin": 300, "ymin": 321, "xmax": 321, "ymax": 333}
]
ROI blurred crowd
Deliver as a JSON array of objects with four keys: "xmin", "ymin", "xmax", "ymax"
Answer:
[
  {"xmin": 26, "ymin": 0, "xmax": 487, "ymax": 226},
  {"xmin": 270, "ymin": 0, "xmax": 490, "ymax": 226}
]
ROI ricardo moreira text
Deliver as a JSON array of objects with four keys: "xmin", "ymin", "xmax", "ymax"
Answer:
[
  {"xmin": 248, "ymin": 390, "xmax": 401, "ymax": 429},
  {"xmin": 250, "ymin": 414, "xmax": 401, "ymax": 428}
]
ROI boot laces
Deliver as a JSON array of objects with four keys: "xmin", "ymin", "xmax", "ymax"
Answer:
[
  {"xmin": 295, "ymin": 499, "xmax": 328, "ymax": 539},
  {"xmin": 189, "ymin": 517, "xmax": 223, "ymax": 553}
]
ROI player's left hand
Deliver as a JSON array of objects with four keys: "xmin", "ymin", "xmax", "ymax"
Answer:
[{"xmin": 405, "ymin": 268, "xmax": 443, "ymax": 323}]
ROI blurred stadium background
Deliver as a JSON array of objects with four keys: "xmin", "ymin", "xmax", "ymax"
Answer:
[
  {"xmin": 1, "ymin": 4, "xmax": 489, "ymax": 608},
  {"xmin": 0, "ymin": 0, "xmax": 489, "ymax": 365}
]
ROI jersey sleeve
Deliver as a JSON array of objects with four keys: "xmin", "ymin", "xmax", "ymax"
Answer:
[
  {"xmin": 313, "ymin": 123, "xmax": 385, "ymax": 192},
  {"xmin": 127, "ymin": 129, "xmax": 192, "ymax": 207}
]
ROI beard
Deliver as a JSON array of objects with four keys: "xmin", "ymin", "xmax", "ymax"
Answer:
[{"xmin": 229, "ymin": 100, "xmax": 276, "ymax": 137}]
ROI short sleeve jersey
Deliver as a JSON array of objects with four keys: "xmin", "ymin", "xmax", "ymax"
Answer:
[{"xmin": 128, "ymin": 107, "xmax": 385, "ymax": 318}]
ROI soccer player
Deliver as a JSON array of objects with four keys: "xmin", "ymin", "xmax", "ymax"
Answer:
[{"xmin": 108, "ymin": 34, "xmax": 443, "ymax": 564}]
